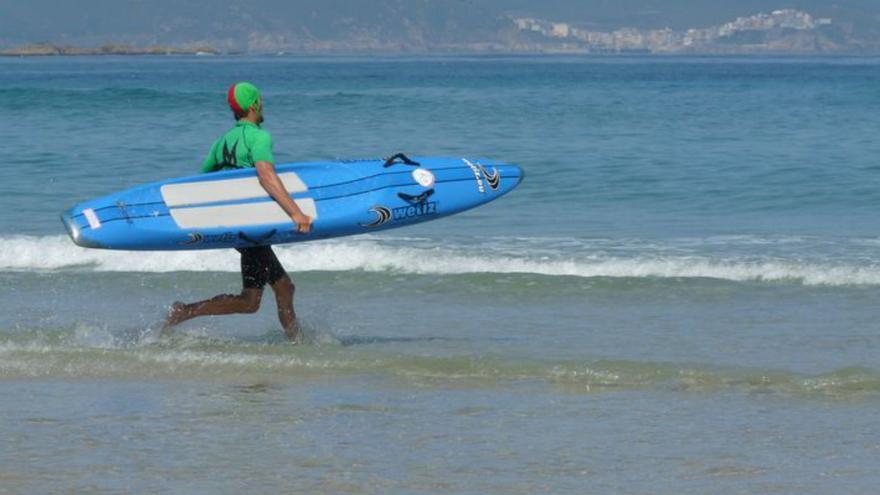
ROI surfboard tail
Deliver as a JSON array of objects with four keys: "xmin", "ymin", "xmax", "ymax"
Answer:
[{"xmin": 60, "ymin": 209, "xmax": 104, "ymax": 249}]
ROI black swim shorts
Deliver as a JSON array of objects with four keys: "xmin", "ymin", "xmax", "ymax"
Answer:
[{"xmin": 235, "ymin": 246, "xmax": 287, "ymax": 289}]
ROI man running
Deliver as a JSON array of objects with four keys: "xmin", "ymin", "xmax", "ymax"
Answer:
[{"xmin": 164, "ymin": 82, "xmax": 312, "ymax": 341}]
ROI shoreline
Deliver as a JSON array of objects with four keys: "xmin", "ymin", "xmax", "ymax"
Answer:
[
  {"xmin": 2, "ymin": 43, "xmax": 879, "ymax": 58},
  {"xmin": 0, "ymin": 43, "xmax": 221, "ymax": 57}
]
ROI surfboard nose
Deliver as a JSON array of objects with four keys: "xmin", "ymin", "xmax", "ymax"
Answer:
[
  {"xmin": 494, "ymin": 163, "xmax": 524, "ymax": 192},
  {"xmin": 508, "ymin": 164, "xmax": 524, "ymax": 186}
]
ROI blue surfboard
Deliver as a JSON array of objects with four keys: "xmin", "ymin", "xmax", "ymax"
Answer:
[{"xmin": 60, "ymin": 155, "xmax": 523, "ymax": 251}]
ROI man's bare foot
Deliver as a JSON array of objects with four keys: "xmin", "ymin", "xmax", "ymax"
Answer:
[
  {"xmin": 284, "ymin": 319, "xmax": 303, "ymax": 343},
  {"xmin": 163, "ymin": 301, "xmax": 190, "ymax": 331}
]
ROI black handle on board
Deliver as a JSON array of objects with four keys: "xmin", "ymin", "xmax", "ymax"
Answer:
[{"xmin": 383, "ymin": 153, "xmax": 420, "ymax": 167}]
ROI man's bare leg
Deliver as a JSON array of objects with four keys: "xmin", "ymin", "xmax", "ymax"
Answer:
[
  {"xmin": 270, "ymin": 275, "xmax": 299, "ymax": 341},
  {"xmin": 164, "ymin": 288, "xmax": 263, "ymax": 330}
]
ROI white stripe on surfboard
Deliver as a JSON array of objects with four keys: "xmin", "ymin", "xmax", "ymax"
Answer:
[
  {"xmin": 161, "ymin": 173, "xmax": 308, "ymax": 207},
  {"xmin": 169, "ymin": 199, "xmax": 318, "ymax": 229},
  {"xmin": 83, "ymin": 208, "xmax": 102, "ymax": 229}
]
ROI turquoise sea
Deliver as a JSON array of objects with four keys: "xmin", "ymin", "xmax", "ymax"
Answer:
[{"xmin": 2, "ymin": 55, "xmax": 880, "ymax": 494}]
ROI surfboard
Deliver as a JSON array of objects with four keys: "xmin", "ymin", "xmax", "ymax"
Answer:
[{"xmin": 60, "ymin": 155, "xmax": 523, "ymax": 251}]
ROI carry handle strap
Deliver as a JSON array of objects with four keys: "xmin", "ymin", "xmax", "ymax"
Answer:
[
  {"xmin": 383, "ymin": 153, "xmax": 420, "ymax": 167},
  {"xmin": 398, "ymin": 189, "xmax": 434, "ymax": 205}
]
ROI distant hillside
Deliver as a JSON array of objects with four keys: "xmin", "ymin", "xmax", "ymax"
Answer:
[{"xmin": 1, "ymin": 0, "xmax": 878, "ymax": 54}]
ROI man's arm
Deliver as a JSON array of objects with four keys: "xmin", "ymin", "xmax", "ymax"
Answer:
[
  {"xmin": 255, "ymin": 161, "xmax": 312, "ymax": 233},
  {"xmin": 200, "ymin": 140, "xmax": 220, "ymax": 173}
]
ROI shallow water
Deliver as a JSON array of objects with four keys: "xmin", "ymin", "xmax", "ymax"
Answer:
[{"xmin": 2, "ymin": 55, "xmax": 880, "ymax": 493}]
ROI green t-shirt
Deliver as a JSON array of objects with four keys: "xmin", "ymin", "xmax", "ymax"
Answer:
[{"xmin": 201, "ymin": 120, "xmax": 275, "ymax": 173}]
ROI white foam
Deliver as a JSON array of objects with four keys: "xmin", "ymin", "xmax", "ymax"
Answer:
[{"xmin": 3, "ymin": 235, "xmax": 880, "ymax": 286}]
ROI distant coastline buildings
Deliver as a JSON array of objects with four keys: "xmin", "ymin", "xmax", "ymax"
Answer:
[
  {"xmin": 512, "ymin": 9, "xmax": 839, "ymax": 53},
  {"xmin": 1, "ymin": 8, "xmax": 872, "ymax": 56}
]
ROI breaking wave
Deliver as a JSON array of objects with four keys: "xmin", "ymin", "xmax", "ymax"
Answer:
[{"xmin": 3, "ymin": 235, "xmax": 880, "ymax": 287}]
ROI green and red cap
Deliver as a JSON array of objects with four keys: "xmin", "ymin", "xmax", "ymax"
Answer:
[{"xmin": 227, "ymin": 82, "xmax": 261, "ymax": 115}]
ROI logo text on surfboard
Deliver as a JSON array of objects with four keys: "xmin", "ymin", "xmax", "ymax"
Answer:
[{"xmin": 463, "ymin": 159, "xmax": 500, "ymax": 193}]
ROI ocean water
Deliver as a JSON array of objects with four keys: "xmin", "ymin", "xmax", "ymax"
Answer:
[{"xmin": 2, "ymin": 55, "xmax": 880, "ymax": 494}]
